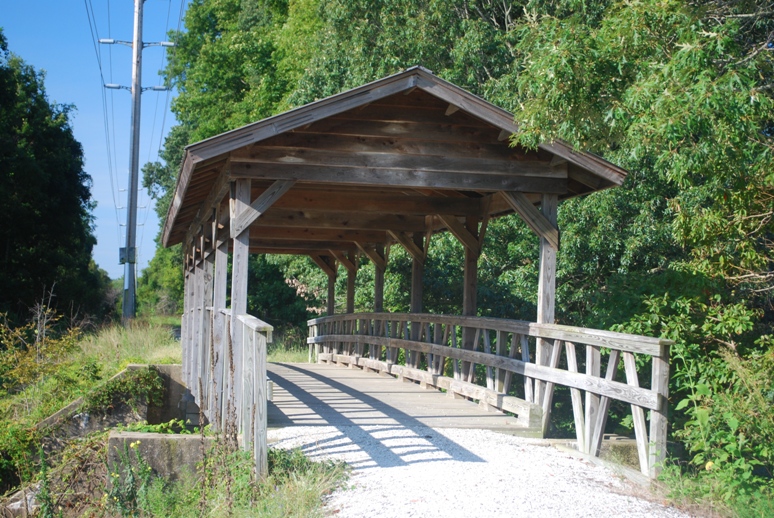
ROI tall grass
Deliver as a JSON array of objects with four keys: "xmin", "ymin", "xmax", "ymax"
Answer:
[{"xmin": 77, "ymin": 320, "xmax": 181, "ymax": 371}]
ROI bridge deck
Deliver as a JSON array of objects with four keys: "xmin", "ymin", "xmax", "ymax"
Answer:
[{"xmin": 267, "ymin": 362, "xmax": 536, "ymax": 435}]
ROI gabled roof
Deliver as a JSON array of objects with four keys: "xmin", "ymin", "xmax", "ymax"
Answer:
[{"xmin": 163, "ymin": 66, "xmax": 627, "ymax": 249}]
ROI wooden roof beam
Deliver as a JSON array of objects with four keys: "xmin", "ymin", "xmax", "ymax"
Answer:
[
  {"xmin": 310, "ymin": 254, "xmax": 337, "ymax": 277},
  {"xmin": 252, "ymin": 209, "xmax": 427, "ymax": 232},
  {"xmin": 230, "ymin": 163, "xmax": 567, "ymax": 193},
  {"xmin": 329, "ymin": 250, "xmax": 357, "ymax": 273},
  {"xmin": 231, "ymin": 179, "xmax": 295, "ymax": 238},
  {"xmin": 438, "ymin": 215, "xmax": 480, "ymax": 253},
  {"xmin": 355, "ymin": 242, "xmax": 387, "ymax": 270},
  {"xmin": 388, "ymin": 230, "xmax": 425, "ymax": 264}
]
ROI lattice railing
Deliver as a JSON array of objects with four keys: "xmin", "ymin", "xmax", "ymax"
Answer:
[{"xmin": 308, "ymin": 312, "xmax": 671, "ymax": 477}]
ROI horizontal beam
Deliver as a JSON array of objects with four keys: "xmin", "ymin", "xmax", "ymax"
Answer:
[
  {"xmin": 232, "ymin": 147, "xmax": 556, "ymax": 177},
  {"xmin": 272, "ymin": 189, "xmax": 484, "ymax": 216},
  {"xmin": 248, "ymin": 239, "xmax": 361, "ymax": 251},
  {"xmin": 230, "ymin": 162, "xmax": 568, "ymax": 194},
  {"xmin": 252, "ymin": 227, "xmax": 386, "ymax": 243}
]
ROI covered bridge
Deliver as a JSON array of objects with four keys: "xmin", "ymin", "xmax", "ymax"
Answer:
[{"xmin": 162, "ymin": 66, "xmax": 671, "ymax": 479}]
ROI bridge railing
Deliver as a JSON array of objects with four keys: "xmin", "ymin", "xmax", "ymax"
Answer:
[
  {"xmin": 184, "ymin": 307, "xmax": 272, "ymax": 477},
  {"xmin": 307, "ymin": 312, "xmax": 671, "ymax": 478}
]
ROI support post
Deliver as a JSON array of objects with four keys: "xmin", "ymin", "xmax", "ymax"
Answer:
[
  {"xmin": 212, "ymin": 212, "xmax": 229, "ymax": 430},
  {"xmin": 461, "ymin": 215, "xmax": 481, "ymax": 381},
  {"xmin": 650, "ymin": 345, "xmax": 670, "ymax": 477},
  {"xmin": 373, "ymin": 245, "xmax": 386, "ymax": 313},
  {"xmin": 346, "ymin": 252, "xmax": 357, "ymax": 314},
  {"xmin": 536, "ymin": 193, "xmax": 558, "ymax": 435},
  {"xmin": 230, "ymin": 179, "xmax": 251, "ymax": 435},
  {"xmin": 409, "ymin": 233, "xmax": 424, "ymax": 368}
]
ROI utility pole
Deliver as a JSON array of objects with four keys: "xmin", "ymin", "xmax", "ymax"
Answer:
[
  {"xmin": 124, "ymin": 0, "xmax": 143, "ymax": 321},
  {"xmin": 101, "ymin": 0, "xmax": 173, "ymax": 321}
]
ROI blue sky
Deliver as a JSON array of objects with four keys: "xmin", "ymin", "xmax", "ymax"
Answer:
[{"xmin": 2, "ymin": 0, "xmax": 188, "ymax": 279}]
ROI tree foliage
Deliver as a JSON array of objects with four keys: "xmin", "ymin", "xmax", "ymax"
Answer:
[
  {"xmin": 0, "ymin": 29, "xmax": 112, "ymax": 320},
  {"xmin": 141, "ymin": 0, "xmax": 774, "ymax": 504}
]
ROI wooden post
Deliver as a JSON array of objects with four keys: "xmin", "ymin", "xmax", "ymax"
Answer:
[
  {"xmin": 213, "ymin": 209, "xmax": 229, "ymax": 431},
  {"xmin": 192, "ymin": 248, "xmax": 203, "ymax": 400},
  {"xmin": 200, "ymin": 234, "xmax": 215, "ymax": 420},
  {"xmin": 327, "ymin": 271, "xmax": 337, "ymax": 316},
  {"xmin": 535, "ymin": 193, "xmax": 557, "ymax": 435},
  {"xmin": 230, "ymin": 179, "xmax": 251, "ymax": 434},
  {"xmin": 374, "ymin": 245, "xmax": 386, "ymax": 313},
  {"xmin": 461, "ymin": 215, "xmax": 480, "ymax": 380},
  {"xmin": 409, "ymin": 233, "xmax": 424, "ymax": 368},
  {"xmin": 346, "ymin": 252, "xmax": 357, "ymax": 314},
  {"xmin": 253, "ymin": 328, "xmax": 268, "ymax": 477},
  {"xmin": 649, "ymin": 345, "xmax": 670, "ymax": 477},
  {"xmin": 181, "ymin": 267, "xmax": 191, "ymax": 390}
]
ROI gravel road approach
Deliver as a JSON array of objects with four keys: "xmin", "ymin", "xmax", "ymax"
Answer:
[{"xmin": 268, "ymin": 424, "xmax": 688, "ymax": 518}]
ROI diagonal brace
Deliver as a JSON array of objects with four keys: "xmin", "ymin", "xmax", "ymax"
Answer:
[
  {"xmin": 231, "ymin": 179, "xmax": 295, "ymax": 238},
  {"xmin": 500, "ymin": 191, "xmax": 559, "ymax": 250}
]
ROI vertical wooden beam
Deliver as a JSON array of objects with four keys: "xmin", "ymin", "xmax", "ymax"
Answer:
[
  {"xmin": 346, "ymin": 252, "xmax": 357, "ymax": 314},
  {"xmin": 409, "ymin": 233, "xmax": 424, "ymax": 368},
  {"xmin": 373, "ymin": 244, "xmax": 386, "ymax": 313},
  {"xmin": 230, "ymin": 179, "xmax": 251, "ymax": 433},
  {"xmin": 327, "ymin": 271, "xmax": 337, "ymax": 316},
  {"xmin": 200, "ymin": 233, "xmax": 215, "ymax": 420},
  {"xmin": 535, "ymin": 193, "xmax": 558, "ymax": 422},
  {"xmin": 461, "ymin": 215, "xmax": 480, "ymax": 380},
  {"xmin": 649, "ymin": 345, "xmax": 670, "ymax": 477},
  {"xmin": 181, "ymin": 268, "xmax": 191, "ymax": 390},
  {"xmin": 213, "ymin": 208, "xmax": 229, "ymax": 431}
]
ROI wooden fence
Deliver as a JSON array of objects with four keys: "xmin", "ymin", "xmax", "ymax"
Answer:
[
  {"xmin": 307, "ymin": 312, "xmax": 671, "ymax": 478},
  {"xmin": 183, "ymin": 307, "xmax": 272, "ymax": 477}
]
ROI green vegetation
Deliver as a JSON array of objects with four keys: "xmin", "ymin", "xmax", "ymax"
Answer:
[
  {"xmin": 132, "ymin": 0, "xmax": 774, "ymax": 514},
  {"xmin": 0, "ymin": 29, "xmax": 114, "ymax": 321}
]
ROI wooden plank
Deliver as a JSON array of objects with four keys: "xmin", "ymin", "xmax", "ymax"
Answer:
[
  {"xmin": 623, "ymin": 351, "xmax": 650, "ymax": 476},
  {"xmin": 254, "ymin": 209, "xmax": 427, "ymax": 232},
  {"xmin": 584, "ymin": 345, "xmax": 601, "ymax": 453},
  {"xmin": 230, "ymin": 162, "xmax": 568, "ymax": 193},
  {"xmin": 231, "ymin": 146, "xmax": 558, "ymax": 178},
  {"xmin": 521, "ymin": 334, "xmax": 533, "ymax": 403},
  {"xmin": 565, "ymin": 341, "xmax": 586, "ymax": 453},
  {"xmin": 309, "ymin": 312, "xmax": 532, "ymax": 335},
  {"xmin": 256, "ymin": 227, "xmax": 387, "ymax": 244},
  {"xmin": 445, "ymin": 104, "xmax": 459, "ymax": 116},
  {"xmin": 295, "ymin": 118, "xmax": 502, "ymax": 144},
  {"xmin": 253, "ymin": 330, "xmax": 268, "ymax": 478},
  {"xmin": 272, "ymin": 190, "xmax": 484, "ymax": 216},
  {"xmin": 388, "ymin": 230, "xmax": 426, "ymax": 263},
  {"xmin": 500, "ymin": 191, "xmax": 559, "ymax": 250},
  {"xmin": 231, "ymin": 179, "xmax": 295, "ymax": 238},
  {"xmin": 540, "ymin": 339, "xmax": 563, "ymax": 435},
  {"xmin": 182, "ymin": 163, "xmax": 231, "ymax": 258},
  {"xmin": 535, "ymin": 193, "xmax": 557, "ymax": 415},
  {"xmin": 461, "ymin": 215, "xmax": 480, "ymax": 382},
  {"xmin": 326, "ymin": 269, "xmax": 337, "ymax": 316},
  {"xmin": 590, "ymin": 349, "xmax": 621, "ymax": 456},
  {"xmin": 649, "ymin": 346, "xmax": 670, "ymax": 477},
  {"xmin": 307, "ymin": 333, "xmax": 660, "ymax": 409},
  {"xmin": 529, "ymin": 324, "xmax": 667, "ymax": 356},
  {"xmin": 345, "ymin": 253, "xmax": 357, "ymax": 314},
  {"xmin": 438, "ymin": 214, "xmax": 480, "ymax": 252}
]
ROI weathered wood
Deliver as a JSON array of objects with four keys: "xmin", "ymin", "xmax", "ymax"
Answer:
[
  {"xmin": 649, "ymin": 345, "xmax": 670, "ymax": 477},
  {"xmin": 372, "ymin": 245, "xmax": 386, "ymax": 313},
  {"xmin": 310, "ymin": 254, "xmax": 337, "ymax": 277},
  {"xmin": 255, "ymin": 227, "xmax": 387, "ymax": 244},
  {"xmin": 565, "ymin": 341, "xmax": 586, "ymax": 452},
  {"xmin": 253, "ymin": 209, "xmax": 426, "ymax": 232},
  {"xmin": 529, "ymin": 323, "xmax": 667, "ymax": 356},
  {"xmin": 230, "ymin": 179, "xmax": 251, "ymax": 429},
  {"xmin": 540, "ymin": 339, "xmax": 563, "ymax": 435},
  {"xmin": 500, "ymin": 191, "xmax": 559, "ymax": 250},
  {"xmin": 355, "ymin": 242, "xmax": 387, "ymax": 270},
  {"xmin": 327, "ymin": 270, "xmax": 337, "ymax": 316},
  {"xmin": 584, "ymin": 345, "xmax": 601, "ymax": 454},
  {"xmin": 388, "ymin": 230, "xmax": 426, "ymax": 263},
  {"xmin": 330, "ymin": 250, "xmax": 357, "ymax": 273},
  {"xmin": 409, "ymin": 234, "xmax": 424, "ymax": 368},
  {"xmin": 461, "ymin": 215, "xmax": 480, "ymax": 380},
  {"xmin": 623, "ymin": 351, "xmax": 650, "ymax": 476},
  {"xmin": 438, "ymin": 214, "xmax": 480, "ymax": 252},
  {"xmin": 590, "ymin": 349, "xmax": 621, "ymax": 456},
  {"xmin": 308, "ymin": 332, "xmax": 661, "ymax": 409},
  {"xmin": 230, "ymin": 162, "xmax": 568, "ymax": 193},
  {"xmin": 231, "ymin": 147, "xmax": 558, "ymax": 178},
  {"xmin": 535, "ymin": 194, "xmax": 557, "ymax": 413},
  {"xmin": 346, "ymin": 252, "xmax": 357, "ymax": 314},
  {"xmin": 231, "ymin": 179, "xmax": 295, "ymax": 238}
]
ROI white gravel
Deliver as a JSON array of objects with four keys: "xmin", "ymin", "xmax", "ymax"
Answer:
[{"xmin": 268, "ymin": 425, "xmax": 687, "ymax": 518}]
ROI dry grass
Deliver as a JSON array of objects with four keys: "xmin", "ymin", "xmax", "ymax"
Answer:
[{"xmin": 77, "ymin": 320, "xmax": 181, "ymax": 370}]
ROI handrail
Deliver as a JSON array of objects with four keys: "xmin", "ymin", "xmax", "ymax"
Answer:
[{"xmin": 307, "ymin": 311, "xmax": 671, "ymax": 478}]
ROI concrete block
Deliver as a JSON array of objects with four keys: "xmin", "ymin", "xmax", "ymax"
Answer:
[{"xmin": 108, "ymin": 432, "xmax": 214, "ymax": 482}]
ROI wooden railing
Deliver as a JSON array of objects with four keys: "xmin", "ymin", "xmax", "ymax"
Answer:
[
  {"xmin": 307, "ymin": 312, "xmax": 671, "ymax": 478},
  {"xmin": 183, "ymin": 308, "xmax": 272, "ymax": 477}
]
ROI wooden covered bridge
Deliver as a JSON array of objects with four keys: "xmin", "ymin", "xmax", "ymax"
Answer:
[{"xmin": 162, "ymin": 67, "xmax": 671, "ymax": 480}]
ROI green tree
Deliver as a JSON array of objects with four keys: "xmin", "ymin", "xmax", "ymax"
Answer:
[{"xmin": 0, "ymin": 29, "xmax": 111, "ymax": 320}]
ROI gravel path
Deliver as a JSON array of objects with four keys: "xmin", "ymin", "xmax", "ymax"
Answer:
[{"xmin": 269, "ymin": 425, "xmax": 687, "ymax": 518}]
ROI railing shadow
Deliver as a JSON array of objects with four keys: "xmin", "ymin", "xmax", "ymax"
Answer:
[{"xmin": 267, "ymin": 363, "xmax": 485, "ymax": 469}]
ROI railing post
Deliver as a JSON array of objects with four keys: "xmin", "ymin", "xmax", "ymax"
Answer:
[{"xmin": 649, "ymin": 344, "xmax": 670, "ymax": 477}]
